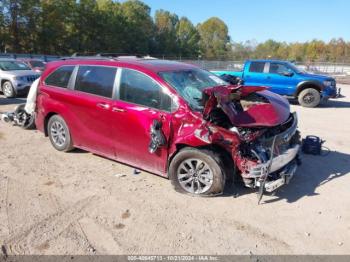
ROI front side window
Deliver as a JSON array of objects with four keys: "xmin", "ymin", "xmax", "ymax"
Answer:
[
  {"xmin": 159, "ymin": 69, "xmax": 227, "ymax": 111},
  {"xmin": 249, "ymin": 62, "xmax": 265, "ymax": 73},
  {"xmin": 269, "ymin": 63, "xmax": 291, "ymax": 74},
  {"xmin": 120, "ymin": 68, "xmax": 172, "ymax": 111},
  {"xmin": 75, "ymin": 66, "xmax": 117, "ymax": 98},
  {"xmin": 0, "ymin": 61, "xmax": 31, "ymax": 71},
  {"xmin": 45, "ymin": 66, "xmax": 75, "ymax": 88}
]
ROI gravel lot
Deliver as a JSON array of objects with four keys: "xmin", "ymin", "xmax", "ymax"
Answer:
[{"xmin": 0, "ymin": 85, "xmax": 349, "ymax": 255}]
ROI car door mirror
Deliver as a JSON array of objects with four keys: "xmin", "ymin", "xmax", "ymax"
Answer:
[
  {"xmin": 150, "ymin": 99, "xmax": 160, "ymax": 108},
  {"xmin": 149, "ymin": 119, "xmax": 166, "ymax": 153},
  {"xmin": 281, "ymin": 71, "xmax": 294, "ymax": 77}
]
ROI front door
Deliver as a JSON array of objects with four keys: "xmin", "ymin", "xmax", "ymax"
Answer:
[
  {"xmin": 111, "ymin": 68, "xmax": 173, "ymax": 174},
  {"xmin": 264, "ymin": 62, "xmax": 298, "ymax": 95}
]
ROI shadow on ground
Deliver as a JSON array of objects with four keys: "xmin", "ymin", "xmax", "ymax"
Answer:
[
  {"xmin": 319, "ymin": 99, "xmax": 350, "ymax": 108},
  {"xmin": 289, "ymin": 97, "xmax": 350, "ymax": 108},
  {"xmin": 224, "ymin": 150, "xmax": 350, "ymax": 204},
  {"xmin": 0, "ymin": 96, "xmax": 26, "ymax": 106}
]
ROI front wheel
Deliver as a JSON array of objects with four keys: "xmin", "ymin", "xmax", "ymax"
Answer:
[
  {"xmin": 298, "ymin": 88, "xmax": 321, "ymax": 108},
  {"xmin": 169, "ymin": 148, "xmax": 225, "ymax": 196},
  {"xmin": 2, "ymin": 81, "xmax": 16, "ymax": 98}
]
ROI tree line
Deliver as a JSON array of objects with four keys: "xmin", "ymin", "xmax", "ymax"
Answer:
[{"xmin": 0, "ymin": 0, "xmax": 350, "ymax": 62}]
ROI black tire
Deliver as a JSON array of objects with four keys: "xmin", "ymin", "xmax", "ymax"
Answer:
[
  {"xmin": 2, "ymin": 81, "xmax": 16, "ymax": 98},
  {"xmin": 47, "ymin": 115, "xmax": 74, "ymax": 152},
  {"xmin": 298, "ymin": 88, "xmax": 321, "ymax": 108},
  {"xmin": 169, "ymin": 147, "xmax": 225, "ymax": 196}
]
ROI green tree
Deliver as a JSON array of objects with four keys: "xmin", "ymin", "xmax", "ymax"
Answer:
[
  {"xmin": 197, "ymin": 17, "xmax": 230, "ymax": 59},
  {"xmin": 154, "ymin": 9, "xmax": 179, "ymax": 56},
  {"xmin": 120, "ymin": 0, "xmax": 154, "ymax": 54},
  {"xmin": 95, "ymin": 0, "xmax": 126, "ymax": 53},
  {"xmin": 38, "ymin": 0, "xmax": 76, "ymax": 54},
  {"xmin": 176, "ymin": 17, "xmax": 199, "ymax": 57},
  {"xmin": 0, "ymin": 1, "xmax": 8, "ymax": 52},
  {"xmin": 254, "ymin": 39, "xmax": 281, "ymax": 59}
]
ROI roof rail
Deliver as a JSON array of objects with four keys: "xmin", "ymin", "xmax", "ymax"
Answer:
[
  {"xmin": 60, "ymin": 56, "xmax": 112, "ymax": 61},
  {"xmin": 60, "ymin": 53, "xmax": 158, "ymax": 61}
]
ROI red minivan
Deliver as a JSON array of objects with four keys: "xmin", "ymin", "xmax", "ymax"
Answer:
[{"xmin": 36, "ymin": 57, "xmax": 301, "ymax": 197}]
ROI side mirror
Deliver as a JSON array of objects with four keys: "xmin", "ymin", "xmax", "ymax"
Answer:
[
  {"xmin": 148, "ymin": 119, "xmax": 166, "ymax": 153},
  {"xmin": 282, "ymin": 71, "xmax": 294, "ymax": 77}
]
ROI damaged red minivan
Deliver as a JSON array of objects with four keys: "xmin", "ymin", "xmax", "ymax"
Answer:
[{"xmin": 36, "ymin": 57, "xmax": 301, "ymax": 196}]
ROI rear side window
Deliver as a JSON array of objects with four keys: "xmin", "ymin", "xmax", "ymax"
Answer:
[
  {"xmin": 119, "ymin": 68, "xmax": 172, "ymax": 111},
  {"xmin": 249, "ymin": 62, "xmax": 265, "ymax": 73},
  {"xmin": 45, "ymin": 66, "xmax": 74, "ymax": 88},
  {"xmin": 75, "ymin": 66, "xmax": 117, "ymax": 98}
]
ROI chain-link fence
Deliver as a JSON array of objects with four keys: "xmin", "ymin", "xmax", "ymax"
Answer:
[
  {"xmin": 180, "ymin": 59, "xmax": 350, "ymax": 76},
  {"xmin": 2, "ymin": 52, "xmax": 350, "ymax": 77}
]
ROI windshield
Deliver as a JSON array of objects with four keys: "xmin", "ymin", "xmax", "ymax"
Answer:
[
  {"xmin": 0, "ymin": 61, "xmax": 31, "ymax": 71},
  {"xmin": 29, "ymin": 60, "xmax": 45, "ymax": 68},
  {"xmin": 159, "ymin": 68, "xmax": 227, "ymax": 111},
  {"xmin": 286, "ymin": 62, "xmax": 305, "ymax": 74}
]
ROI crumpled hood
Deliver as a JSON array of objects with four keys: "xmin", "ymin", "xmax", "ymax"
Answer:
[{"xmin": 203, "ymin": 85, "xmax": 290, "ymax": 127}]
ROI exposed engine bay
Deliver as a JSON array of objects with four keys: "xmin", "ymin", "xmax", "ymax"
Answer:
[{"xmin": 200, "ymin": 84, "xmax": 301, "ymax": 201}]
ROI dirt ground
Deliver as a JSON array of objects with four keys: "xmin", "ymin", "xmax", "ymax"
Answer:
[{"xmin": 0, "ymin": 85, "xmax": 349, "ymax": 255}]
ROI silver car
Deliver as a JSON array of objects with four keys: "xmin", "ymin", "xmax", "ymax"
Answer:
[{"xmin": 0, "ymin": 58, "xmax": 40, "ymax": 98}]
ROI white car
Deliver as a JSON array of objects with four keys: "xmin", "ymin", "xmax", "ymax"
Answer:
[{"xmin": 0, "ymin": 58, "xmax": 40, "ymax": 98}]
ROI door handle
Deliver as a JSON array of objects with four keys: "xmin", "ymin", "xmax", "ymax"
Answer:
[
  {"xmin": 112, "ymin": 107, "xmax": 127, "ymax": 113},
  {"xmin": 96, "ymin": 103, "xmax": 110, "ymax": 110}
]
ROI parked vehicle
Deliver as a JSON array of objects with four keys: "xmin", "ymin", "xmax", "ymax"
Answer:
[
  {"xmin": 0, "ymin": 58, "xmax": 40, "ymax": 98},
  {"xmin": 18, "ymin": 58, "xmax": 46, "ymax": 73},
  {"xmin": 212, "ymin": 60, "xmax": 338, "ymax": 107},
  {"xmin": 35, "ymin": 57, "xmax": 301, "ymax": 197}
]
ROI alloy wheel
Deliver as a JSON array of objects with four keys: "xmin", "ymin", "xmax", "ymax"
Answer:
[
  {"xmin": 177, "ymin": 158, "xmax": 214, "ymax": 194},
  {"xmin": 3, "ymin": 82, "xmax": 13, "ymax": 97},
  {"xmin": 50, "ymin": 121, "xmax": 66, "ymax": 147},
  {"xmin": 303, "ymin": 93, "xmax": 315, "ymax": 104}
]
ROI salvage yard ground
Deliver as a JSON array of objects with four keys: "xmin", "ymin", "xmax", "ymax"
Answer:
[{"xmin": 0, "ymin": 85, "xmax": 350, "ymax": 255}]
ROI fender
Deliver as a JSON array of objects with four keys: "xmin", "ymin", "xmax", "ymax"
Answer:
[{"xmin": 294, "ymin": 80, "xmax": 324, "ymax": 97}]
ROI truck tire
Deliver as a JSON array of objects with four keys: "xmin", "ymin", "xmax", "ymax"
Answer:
[
  {"xmin": 47, "ymin": 115, "xmax": 74, "ymax": 152},
  {"xmin": 298, "ymin": 88, "xmax": 321, "ymax": 108},
  {"xmin": 2, "ymin": 81, "xmax": 16, "ymax": 98},
  {"xmin": 169, "ymin": 147, "xmax": 225, "ymax": 196}
]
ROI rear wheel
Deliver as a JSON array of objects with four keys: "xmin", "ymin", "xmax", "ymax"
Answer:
[
  {"xmin": 2, "ymin": 81, "xmax": 16, "ymax": 98},
  {"xmin": 169, "ymin": 148, "xmax": 225, "ymax": 196},
  {"xmin": 298, "ymin": 88, "xmax": 321, "ymax": 108},
  {"xmin": 47, "ymin": 115, "xmax": 74, "ymax": 152}
]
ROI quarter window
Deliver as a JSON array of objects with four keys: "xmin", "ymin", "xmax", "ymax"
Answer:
[
  {"xmin": 119, "ymin": 68, "xmax": 172, "ymax": 111},
  {"xmin": 75, "ymin": 66, "xmax": 117, "ymax": 98},
  {"xmin": 249, "ymin": 62, "xmax": 265, "ymax": 73},
  {"xmin": 45, "ymin": 66, "xmax": 74, "ymax": 88}
]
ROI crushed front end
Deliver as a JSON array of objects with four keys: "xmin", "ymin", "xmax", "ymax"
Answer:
[
  {"xmin": 202, "ymin": 85, "xmax": 302, "ymax": 194},
  {"xmin": 234, "ymin": 112, "xmax": 301, "ymax": 192}
]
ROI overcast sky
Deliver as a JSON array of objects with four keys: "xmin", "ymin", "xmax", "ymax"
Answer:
[{"xmin": 140, "ymin": 0, "xmax": 350, "ymax": 43}]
